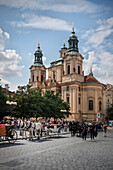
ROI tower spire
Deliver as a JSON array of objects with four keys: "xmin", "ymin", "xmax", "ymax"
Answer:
[
  {"xmin": 34, "ymin": 40, "xmax": 43, "ymax": 65},
  {"xmin": 89, "ymin": 64, "xmax": 93, "ymax": 76},
  {"xmin": 38, "ymin": 39, "xmax": 40, "ymax": 48},
  {"xmin": 72, "ymin": 22, "xmax": 74, "ymax": 32},
  {"xmin": 68, "ymin": 22, "xmax": 79, "ymax": 53}
]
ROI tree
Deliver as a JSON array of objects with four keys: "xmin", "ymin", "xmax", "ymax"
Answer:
[
  {"xmin": 43, "ymin": 91, "xmax": 70, "ymax": 120},
  {"xmin": 0, "ymin": 86, "xmax": 8, "ymax": 120},
  {"xmin": 12, "ymin": 85, "xmax": 44, "ymax": 119},
  {"xmin": 11, "ymin": 86, "xmax": 71, "ymax": 120}
]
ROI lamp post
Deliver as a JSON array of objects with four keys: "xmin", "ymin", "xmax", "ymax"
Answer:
[{"xmin": 6, "ymin": 101, "xmax": 17, "ymax": 118}]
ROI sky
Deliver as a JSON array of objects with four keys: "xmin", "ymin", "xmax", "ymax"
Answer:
[{"xmin": 0, "ymin": 0, "xmax": 113, "ymax": 91}]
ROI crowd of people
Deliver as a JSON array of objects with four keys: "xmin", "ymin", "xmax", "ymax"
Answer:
[{"xmin": 0, "ymin": 118, "xmax": 108, "ymax": 140}]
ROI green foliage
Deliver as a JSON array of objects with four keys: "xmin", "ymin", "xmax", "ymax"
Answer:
[
  {"xmin": 0, "ymin": 86, "xmax": 8, "ymax": 120},
  {"xmin": 43, "ymin": 91, "xmax": 70, "ymax": 119},
  {"xmin": 11, "ymin": 85, "xmax": 70, "ymax": 120}
]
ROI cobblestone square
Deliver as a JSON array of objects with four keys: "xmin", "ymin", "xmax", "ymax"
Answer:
[{"xmin": 0, "ymin": 130, "xmax": 113, "ymax": 170}]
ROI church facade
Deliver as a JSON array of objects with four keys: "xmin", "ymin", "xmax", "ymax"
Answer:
[{"xmin": 29, "ymin": 26, "xmax": 105, "ymax": 122}]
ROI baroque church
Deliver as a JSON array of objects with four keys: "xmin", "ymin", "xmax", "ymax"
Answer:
[{"xmin": 29, "ymin": 25, "xmax": 105, "ymax": 122}]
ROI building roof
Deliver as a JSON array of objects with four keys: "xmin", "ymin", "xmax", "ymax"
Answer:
[
  {"xmin": 84, "ymin": 74, "xmax": 100, "ymax": 83},
  {"xmin": 2, "ymin": 87, "xmax": 15, "ymax": 95},
  {"xmin": 50, "ymin": 57, "xmax": 63, "ymax": 66}
]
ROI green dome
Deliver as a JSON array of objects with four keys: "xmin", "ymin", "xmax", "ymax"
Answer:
[
  {"xmin": 35, "ymin": 48, "xmax": 42, "ymax": 54},
  {"xmin": 69, "ymin": 33, "xmax": 77, "ymax": 39}
]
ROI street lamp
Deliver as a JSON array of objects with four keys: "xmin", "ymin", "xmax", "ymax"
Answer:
[{"xmin": 6, "ymin": 101, "xmax": 17, "ymax": 118}]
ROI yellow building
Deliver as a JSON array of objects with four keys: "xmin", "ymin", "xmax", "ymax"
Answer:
[
  {"xmin": 104, "ymin": 84, "xmax": 113, "ymax": 118},
  {"xmin": 29, "ymin": 26, "xmax": 105, "ymax": 122}
]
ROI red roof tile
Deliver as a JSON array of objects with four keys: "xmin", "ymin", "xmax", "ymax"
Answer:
[{"xmin": 84, "ymin": 75, "xmax": 100, "ymax": 83}]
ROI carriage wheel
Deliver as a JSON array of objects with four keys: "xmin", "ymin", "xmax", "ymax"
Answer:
[{"xmin": 7, "ymin": 129, "xmax": 17, "ymax": 143}]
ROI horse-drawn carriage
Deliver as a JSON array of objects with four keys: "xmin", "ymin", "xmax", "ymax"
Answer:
[
  {"xmin": 43, "ymin": 123, "xmax": 63, "ymax": 137},
  {"xmin": 0, "ymin": 124, "xmax": 17, "ymax": 143}
]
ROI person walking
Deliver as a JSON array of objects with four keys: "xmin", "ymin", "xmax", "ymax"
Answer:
[
  {"xmin": 81, "ymin": 123, "xmax": 87, "ymax": 140},
  {"xmin": 103, "ymin": 122, "xmax": 107, "ymax": 137},
  {"xmin": 89, "ymin": 122, "xmax": 95, "ymax": 140}
]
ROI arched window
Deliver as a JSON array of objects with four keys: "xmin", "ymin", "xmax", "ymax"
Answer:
[
  {"xmin": 67, "ymin": 97, "xmax": 69, "ymax": 103},
  {"xmin": 89, "ymin": 100, "xmax": 93, "ymax": 110},
  {"xmin": 53, "ymin": 71, "xmax": 55, "ymax": 79},
  {"xmin": 79, "ymin": 97, "xmax": 81, "ymax": 104},
  {"xmin": 79, "ymin": 86, "xmax": 80, "ymax": 91},
  {"xmin": 41, "ymin": 75, "xmax": 43, "ymax": 82},
  {"xmin": 99, "ymin": 101, "xmax": 102, "ymax": 111},
  {"xmin": 73, "ymin": 68, "xmax": 75, "ymax": 72},
  {"xmin": 32, "ymin": 75, "xmax": 34, "ymax": 82},
  {"xmin": 37, "ymin": 76, "xmax": 38, "ymax": 81},
  {"xmin": 68, "ymin": 65, "xmax": 70, "ymax": 74},
  {"xmin": 78, "ymin": 65, "xmax": 80, "ymax": 74},
  {"xmin": 67, "ymin": 86, "xmax": 69, "ymax": 91}
]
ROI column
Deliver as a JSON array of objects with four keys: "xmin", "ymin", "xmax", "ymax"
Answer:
[
  {"xmin": 70, "ymin": 88, "xmax": 73, "ymax": 112},
  {"xmin": 95, "ymin": 90, "xmax": 98, "ymax": 113},
  {"xmin": 71, "ymin": 59, "xmax": 73, "ymax": 74},
  {"xmin": 64, "ymin": 61, "xmax": 66, "ymax": 75},
  {"xmin": 76, "ymin": 88, "xmax": 78, "ymax": 113},
  {"xmin": 73, "ymin": 88, "xmax": 76, "ymax": 113}
]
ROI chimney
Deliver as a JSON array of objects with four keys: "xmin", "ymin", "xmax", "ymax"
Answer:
[{"xmin": 5, "ymin": 84, "xmax": 9, "ymax": 90}]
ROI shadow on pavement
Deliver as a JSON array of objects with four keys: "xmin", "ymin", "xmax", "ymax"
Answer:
[
  {"xmin": 0, "ymin": 142, "xmax": 25, "ymax": 148},
  {"xmin": 28, "ymin": 135, "xmax": 69, "ymax": 143}
]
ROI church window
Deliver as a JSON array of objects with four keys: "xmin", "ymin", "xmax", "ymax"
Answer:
[
  {"xmin": 78, "ymin": 66, "xmax": 80, "ymax": 74},
  {"xmin": 68, "ymin": 65, "xmax": 70, "ymax": 74},
  {"xmin": 73, "ymin": 68, "xmax": 75, "ymax": 72},
  {"xmin": 64, "ymin": 52, "xmax": 65, "ymax": 56},
  {"xmin": 73, "ymin": 42, "xmax": 75, "ymax": 47},
  {"xmin": 32, "ymin": 75, "xmax": 34, "ymax": 82},
  {"xmin": 67, "ymin": 86, "xmax": 69, "ymax": 91},
  {"xmin": 67, "ymin": 97, "xmax": 69, "ymax": 103},
  {"xmin": 79, "ymin": 86, "xmax": 80, "ymax": 91},
  {"xmin": 79, "ymin": 97, "xmax": 81, "ymax": 104},
  {"xmin": 99, "ymin": 101, "xmax": 102, "ymax": 111},
  {"xmin": 37, "ymin": 76, "xmax": 38, "ymax": 81},
  {"xmin": 53, "ymin": 71, "xmax": 55, "ymax": 79},
  {"xmin": 89, "ymin": 100, "xmax": 93, "ymax": 110},
  {"xmin": 41, "ymin": 75, "xmax": 43, "ymax": 82}
]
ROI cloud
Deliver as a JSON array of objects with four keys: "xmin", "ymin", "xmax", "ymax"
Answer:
[
  {"xmin": 0, "ymin": 0, "xmax": 101, "ymax": 14},
  {"xmin": 0, "ymin": 28, "xmax": 24, "ymax": 78},
  {"xmin": 42, "ymin": 56, "xmax": 46, "ymax": 62},
  {"xmin": 82, "ymin": 17, "xmax": 113, "ymax": 85},
  {"xmin": 4, "ymin": 32, "xmax": 10, "ymax": 39},
  {"xmin": 0, "ymin": 28, "xmax": 5, "ymax": 50},
  {"xmin": 0, "ymin": 78, "xmax": 10, "ymax": 85},
  {"xmin": 84, "ymin": 51, "xmax": 97, "ymax": 75},
  {"xmin": 0, "ymin": 78, "xmax": 24, "ymax": 91},
  {"xmin": 82, "ymin": 17, "xmax": 113, "ymax": 48},
  {"xmin": 11, "ymin": 14, "xmax": 71, "ymax": 31},
  {"xmin": 0, "ymin": 28, "xmax": 10, "ymax": 51}
]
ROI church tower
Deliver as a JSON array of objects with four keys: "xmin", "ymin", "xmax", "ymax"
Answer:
[
  {"xmin": 29, "ymin": 42, "xmax": 46, "ymax": 89},
  {"xmin": 62, "ymin": 23, "xmax": 84, "ymax": 82}
]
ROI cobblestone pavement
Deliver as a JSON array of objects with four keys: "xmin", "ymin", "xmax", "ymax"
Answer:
[{"xmin": 0, "ymin": 130, "xmax": 113, "ymax": 170}]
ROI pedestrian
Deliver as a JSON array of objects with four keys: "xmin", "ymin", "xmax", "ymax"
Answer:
[
  {"xmin": 88, "ymin": 122, "xmax": 95, "ymax": 140},
  {"xmin": 103, "ymin": 122, "xmax": 107, "ymax": 137},
  {"xmin": 81, "ymin": 123, "xmax": 87, "ymax": 140},
  {"xmin": 94, "ymin": 123, "xmax": 98, "ymax": 137}
]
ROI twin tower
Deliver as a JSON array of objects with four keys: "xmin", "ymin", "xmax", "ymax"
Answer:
[
  {"xmin": 29, "ymin": 25, "xmax": 104, "ymax": 122},
  {"xmin": 29, "ymin": 25, "xmax": 82, "ymax": 90}
]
